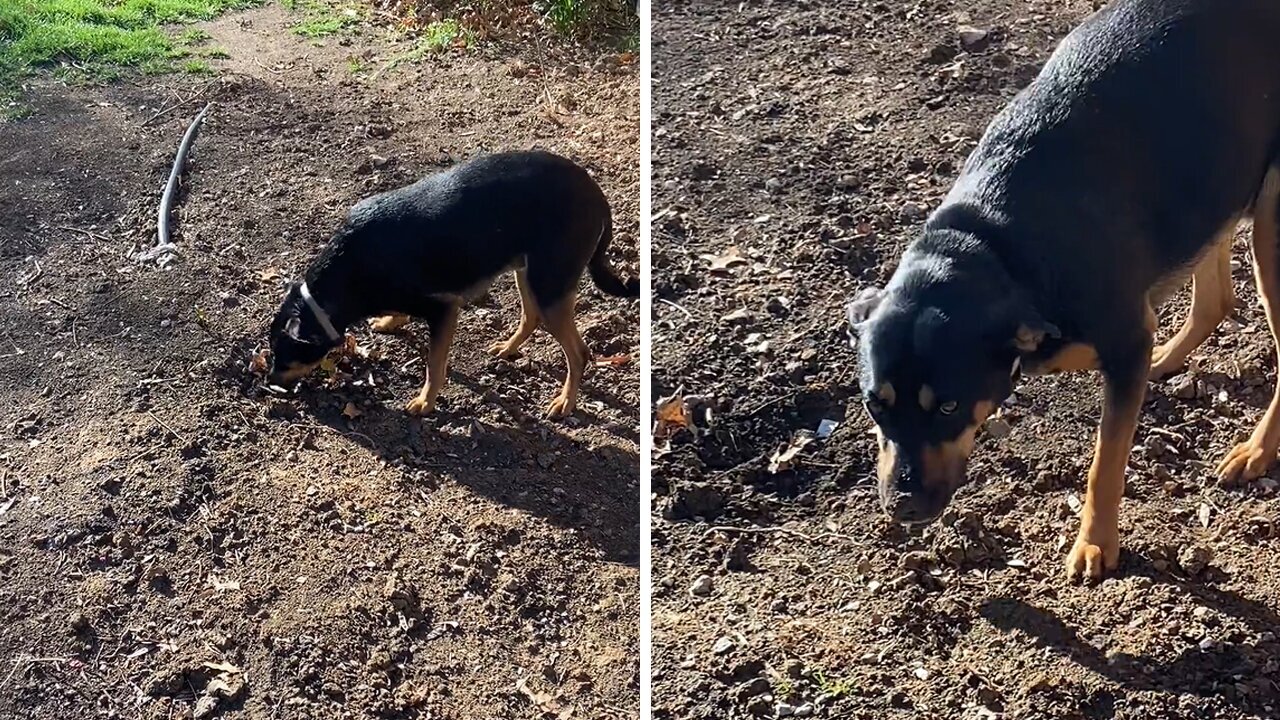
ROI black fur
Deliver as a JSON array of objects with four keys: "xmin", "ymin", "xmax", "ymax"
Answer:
[
  {"xmin": 267, "ymin": 150, "xmax": 637, "ymax": 383},
  {"xmin": 851, "ymin": 0, "xmax": 1280, "ymax": 522}
]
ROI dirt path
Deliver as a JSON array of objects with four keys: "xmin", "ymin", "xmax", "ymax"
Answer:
[
  {"xmin": 652, "ymin": 2, "xmax": 1280, "ymax": 719},
  {"xmin": 0, "ymin": 6, "xmax": 638, "ymax": 719}
]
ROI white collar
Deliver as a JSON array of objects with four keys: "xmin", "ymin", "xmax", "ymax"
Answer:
[{"xmin": 298, "ymin": 281, "xmax": 341, "ymax": 342}]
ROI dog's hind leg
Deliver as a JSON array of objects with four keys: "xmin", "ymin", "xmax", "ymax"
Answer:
[
  {"xmin": 1066, "ymin": 312, "xmax": 1154, "ymax": 582},
  {"xmin": 370, "ymin": 314, "xmax": 411, "ymax": 333},
  {"xmin": 489, "ymin": 270, "xmax": 540, "ymax": 359},
  {"xmin": 405, "ymin": 302, "xmax": 459, "ymax": 416},
  {"xmin": 1219, "ymin": 169, "xmax": 1280, "ymax": 485},
  {"xmin": 1149, "ymin": 228, "xmax": 1236, "ymax": 379},
  {"xmin": 539, "ymin": 292, "xmax": 590, "ymax": 419}
]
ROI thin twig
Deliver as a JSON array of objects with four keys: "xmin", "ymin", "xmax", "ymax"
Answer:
[
  {"xmin": 54, "ymin": 225, "xmax": 112, "ymax": 242},
  {"xmin": 147, "ymin": 411, "xmax": 187, "ymax": 444},
  {"xmin": 702, "ymin": 524, "xmax": 866, "ymax": 545},
  {"xmin": 657, "ymin": 297, "xmax": 692, "ymax": 320},
  {"xmin": 141, "ymin": 78, "xmax": 219, "ymax": 127},
  {"xmin": 741, "ymin": 390, "xmax": 800, "ymax": 418}
]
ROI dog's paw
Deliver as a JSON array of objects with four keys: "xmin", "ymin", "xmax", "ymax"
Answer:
[
  {"xmin": 1148, "ymin": 343, "xmax": 1186, "ymax": 380},
  {"xmin": 405, "ymin": 394, "xmax": 435, "ymax": 416},
  {"xmin": 545, "ymin": 394, "xmax": 575, "ymax": 419},
  {"xmin": 370, "ymin": 315, "xmax": 409, "ymax": 334},
  {"xmin": 1217, "ymin": 437, "xmax": 1277, "ymax": 486},
  {"xmin": 1065, "ymin": 525, "xmax": 1120, "ymax": 582},
  {"xmin": 488, "ymin": 341, "xmax": 521, "ymax": 360}
]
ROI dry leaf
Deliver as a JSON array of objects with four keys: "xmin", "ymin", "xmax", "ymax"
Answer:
[
  {"xmin": 653, "ymin": 388, "xmax": 696, "ymax": 442},
  {"xmin": 594, "ymin": 354, "xmax": 631, "ymax": 367},
  {"xmin": 1198, "ymin": 502, "xmax": 1213, "ymax": 528},
  {"xmin": 342, "ymin": 402, "xmax": 363, "ymax": 420},
  {"xmin": 248, "ymin": 349, "xmax": 270, "ymax": 376},
  {"xmin": 257, "ymin": 267, "xmax": 283, "ymax": 283},
  {"xmin": 768, "ymin": 433, "xmax": 814, "ymax": 473},
  {"xmin": 202, "ymin": 660, "xmax": 242, "ymax": 674},
  {"xmin": 700, "ymin": 245, "xmax": 748, "ymax": 274}
]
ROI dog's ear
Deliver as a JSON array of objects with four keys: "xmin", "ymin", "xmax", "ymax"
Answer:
[{"xmin": 846, "ymin": 287, "xmax": 886, "ymax": 331}]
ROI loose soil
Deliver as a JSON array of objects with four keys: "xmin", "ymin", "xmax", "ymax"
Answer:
[
  {"xmin": 652, "ymin": 2, "xmax": 1280, "ymax": 719},
  {"xmin": 0, "ymin": 5, "xmax": 639, "ymax": 719}
]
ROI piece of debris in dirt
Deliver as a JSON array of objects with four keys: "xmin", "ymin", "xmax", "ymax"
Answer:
[
  {"xmin": 654, "ymin": 387, "xmax": 697, "ymax": 446},
  {"xmin": 768, "ymin": 432, "xmax": 814, "ymax": 474}
]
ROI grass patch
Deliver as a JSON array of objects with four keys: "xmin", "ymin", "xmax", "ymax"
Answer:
[
  {"xmin": 181, "ymin": 57, "xmax": 213, "ymax": 73},
  {"xmin": 0, "ymin": 0, "xmax": 261, "ymax": 101},
  {"xmin": 420, "ymin": 18, "xmax": 466, "ymax": 51},
  {"xmin": 285, "ymin": 0, "xmax": 362, "ymax": 38}
]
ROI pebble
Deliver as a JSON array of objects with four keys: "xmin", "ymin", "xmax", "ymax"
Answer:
[
  {"xmin": 984, "ymin": 417, "xmax": 1012, "ymax": 439},
  {"xmin": 899, "ymin": 202, "xmax": 926, "ymax": 223},
  {"xmin": 1179, "ymin": 544, "xmax": 1214, "ymax": 575},
  {"xmin": 690, "ymin": 574, "xmax": 714, "ymax": 596},
  {"xmin": 794, "ymin": 704, "xmax": 814, "ymax": 717},
  {"xmin": 958, "ymin": 25, "xmax": 992, "ymax": 52},
  {"xmin": 776, "ymin": 702, "xmax": 795, "ymax": 717},
  {"xmin": 712, "ymin": 636, "xmax": 735, "ymax": 655}
]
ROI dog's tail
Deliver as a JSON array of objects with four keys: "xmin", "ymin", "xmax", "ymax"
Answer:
[{"xmin": 588, "ymin": 211, "xmax": 640, "ymax": 298}]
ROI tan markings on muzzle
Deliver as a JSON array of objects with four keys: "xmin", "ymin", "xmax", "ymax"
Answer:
[
  {"xmin": 918, "ymin": 401, "xmax": 995, "ymax": 490},
  {"xmin": 876, "ymin": 382, "xmax": 896, "ymax": 406},
  {"xmin": 918, "ymin": 384, "xmax": 935, "ymax": 411},
  {"xmin": 875, "ymin": 427, "xmax": 896, "ymax": 484}
]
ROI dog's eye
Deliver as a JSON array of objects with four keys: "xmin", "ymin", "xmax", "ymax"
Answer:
[
  {"xmin": 865, "ymin": 397, "xmax": 883, "ymax": 415},
  {"xmin": 939, "ymin": 401, "xmax": 958, "ymax": 415}
]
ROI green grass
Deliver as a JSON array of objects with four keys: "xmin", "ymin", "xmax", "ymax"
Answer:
[
  {"xmin": 420, "ymin": 18, "xmax": 464, "ymax": 51},
  {"xmin": 0, "ymin": 0, "xmax": 260, "ymax": 103},
  {"xmin": 534, "ymin": 0, "xmax": 632, "ymax": 37},
  {"xmin": 285, "ymin": 0, "xmax": 361, "ymax": 38}
]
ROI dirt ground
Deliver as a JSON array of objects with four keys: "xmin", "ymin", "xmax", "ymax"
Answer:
[
  {"xmin": 652, "ymin": 2, "xmax": 1280, "ymax": 719},
  {"xmin": 0, "ymin": 5, "xmax": 638, "ymax": 719}
]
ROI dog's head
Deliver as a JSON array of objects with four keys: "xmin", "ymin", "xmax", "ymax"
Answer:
[
  {"xmin": 266, "ymin": 283, "xmax": 341, "ymax": 386},
  {"xmin": 847, "ymin": 261, "xmax": 1057, "ymax": 524}
]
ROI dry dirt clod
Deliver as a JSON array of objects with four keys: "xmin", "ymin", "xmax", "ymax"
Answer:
[
  {"xmin": 1179, "ymin": 544, "xmax": 1214, "ymax": 575},
  {"xmin": 958, "ymin": 25, "xmax": 992, "ymax": 52}
]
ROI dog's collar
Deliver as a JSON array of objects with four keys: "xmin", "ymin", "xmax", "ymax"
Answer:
[{"xmin": 298, "ymin": 281, "xmax": 341, "ymax": 343}]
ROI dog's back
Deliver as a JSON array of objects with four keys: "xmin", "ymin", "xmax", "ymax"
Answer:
[
  {"xmin": 333, "ymin": 151, "xmax": 608, "ymax": 299},
  {"xmin": 936, "ymin": 0, "xmax": 1280, "ymax": 308}
]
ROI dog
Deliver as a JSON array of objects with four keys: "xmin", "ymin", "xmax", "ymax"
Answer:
[
  {"xmin": 266, "ymin": 150, "xmax": 639, "ymax": 419},
  {"xmin": 846, "ymin": 0, "xmax": 1280, "ymax": 581}
]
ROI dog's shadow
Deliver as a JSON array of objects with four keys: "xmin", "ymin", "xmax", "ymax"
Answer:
[
  {"xmin": 286, "ymin": 369, "xmax": 640, "ymax": 567},
  {"xmin": 980, "ymin": 553, "xmax": 1280, "ymax": 712}
]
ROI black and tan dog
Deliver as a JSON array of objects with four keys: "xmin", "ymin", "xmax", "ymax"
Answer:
[
  {"xmin": 847, "ymin": 0, "xmax": 1280, "ymax": 581},
  {"xmin": 266, "ymin": 150, "xmax": 638, "ymax": 419}
]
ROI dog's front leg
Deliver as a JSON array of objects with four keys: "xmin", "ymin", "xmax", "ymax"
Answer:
[
  {"xmin": 405, "ymin": 303, "xmax": 459, "ymax": 416},
  {"xmin": 1066, "ymin": 334, "xmax": 1151, "ymax": 582}
]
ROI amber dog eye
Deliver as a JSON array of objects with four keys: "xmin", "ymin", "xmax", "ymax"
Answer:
[{"xmin": 939, "ymin": 401, "xmax": 958, "ymax": 415}]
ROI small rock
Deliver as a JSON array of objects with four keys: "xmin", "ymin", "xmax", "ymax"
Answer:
[
  {"xmin": 1179, "ymin": 544, "xmax": 1214, "ymax": 575},
  {"xmin": 1199, "ymin": 636, "xmax": 1218, "ymax": 652},
  {"xmin": 899, "ymin": 202, "xmax": 926, "ymax": 223},
  {"xmin": 1170, "ymin": 374, "xmax": 1197, "ymax": 399},
  {"xmin": 193, "ymin": 695, "xmax": 218, "ymax": 719},
  {"xmin": 713, "ymin": 636, "xmax": 736, "ymax": 655},
  {"xmin": 984, "ymin": 417, "xmax": 1012, "ymax": 439},
  {"xmin": 68, "ymin": 612, "xmax": 90, "ymax": 632},
  {"xmin": 913, "ymin": 667, "xmax": 930, "ymax": 680},
  {"xmin": 776, "ymin": 702, "xmax": 795, "ymax": 717},
  {"xmin": 899, "ymin": 550, "xmax": 933, "ymax": 571},
  {"xmin": 690, "ymin": 574, "xmax": 714, "ymax": 596},
  {"xmin": 958, "ymin": 25, "xmax": 992, "ymax": 52},
  {"xmin": 794, "ymin": 704, "xmax": 815, "ymax": 717}
]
